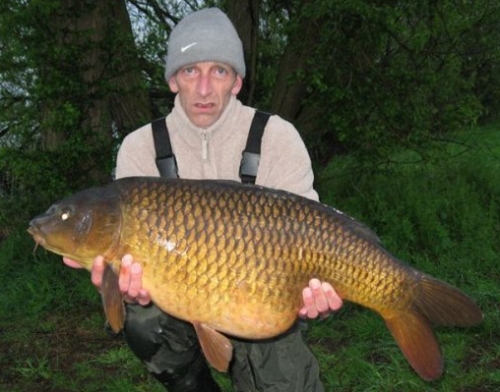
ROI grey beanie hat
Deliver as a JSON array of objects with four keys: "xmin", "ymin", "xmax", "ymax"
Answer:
[{"xmin": 165, "ymin": 8, "xmax": 246, "ymax": 81}]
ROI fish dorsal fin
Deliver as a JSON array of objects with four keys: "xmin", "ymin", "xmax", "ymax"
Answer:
[
  {"xmin": 101, "ymin": 263, "xmax": 125, "ymax": 334},
  {"xmin": 193, "ymin": 322, "xmax": 233, "ymax": 372}
]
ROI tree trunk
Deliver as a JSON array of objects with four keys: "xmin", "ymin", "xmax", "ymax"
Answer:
[
  {"xmin": 227, "ymin": 0, "xmax": 260, "ymax": 105},
  {"xmin": 270, "ymin": 7, "xmax": 321, "ymax": 122},
  {"xmin": 37, "ymin": 0, "xmax": 151, "ymax": 181}
]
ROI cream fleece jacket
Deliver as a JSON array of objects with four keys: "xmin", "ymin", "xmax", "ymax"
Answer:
[{"xmin": 115, "ymin": 95, "xmax": 318, "ymax": 201}]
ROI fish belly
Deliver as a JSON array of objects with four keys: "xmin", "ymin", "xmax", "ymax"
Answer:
[{"xmin": 140, "ymin": 261, "xmax": 304, "ymax": 339}]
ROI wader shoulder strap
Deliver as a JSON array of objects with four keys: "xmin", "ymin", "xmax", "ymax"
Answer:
[
  {"xmin": 151, "ymin": 117, "xmax": 179, "ymax": 179},
  {"xmin": 152, "ymin": 110, "xmax": 270, "ymax": 182},
  {"xmin": 239, "ymin": 110, "xmax": 271, "ymax": 184}
]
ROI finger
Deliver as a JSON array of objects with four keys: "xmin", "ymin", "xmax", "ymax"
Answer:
[
  {"xmin": 322, "ymin": 282, "xmax": 343, "ymax": 311},
  {"xmin": 300, "ymin": 286, "xmax": 319, "ymax": 319},
  {"xmin": 298, "ymin": 307, "xmax": 308, "ymax": 319},
  {"xmin": 124, "ymin": 286, "xmax": 149, "ymax": 305},
  {"xmin": 298, "ymin": 288, "xmax": 310, "ymax": 318},
  {"xmin": 310, "ymin": 278, "xmax": 329, "ymax": 313},
  {"xmin": 90, "ymin": 256, "xmax": 106, "ymax": 288},
  {"xmin": 118, "ymin": 254, "xmax": 133, "ymax": 294},
  {"xmin": 126, "ymin": 262, "xmax": 143, "ymax": 299},
  {"xmin": 136, "ymin": 288, "xmax": 152, "ymax": 306}
]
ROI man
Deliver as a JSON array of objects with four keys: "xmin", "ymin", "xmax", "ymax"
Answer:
[{"xmin": 65, "ymin": 7, "xmax": 343, "ymax": 392}]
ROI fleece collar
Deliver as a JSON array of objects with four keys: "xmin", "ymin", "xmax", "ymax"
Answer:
[{"xmin": 170, "ymin": 94, "xmax": 240, "ymax": 140}]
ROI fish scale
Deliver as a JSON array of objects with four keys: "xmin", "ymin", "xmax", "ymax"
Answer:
[{"xmin": 28, "ymin": 176, "xmax": 483, "ymax": 380}]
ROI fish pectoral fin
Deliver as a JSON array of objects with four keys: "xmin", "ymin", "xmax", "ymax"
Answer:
[
  {"xmin": 101, "ymin": 263, "xmax": 125, "ymax": 334},
  {"xmin": 193, "ymin": 322, "xmax": 233, "ymax": 372},
  {"xmin": 384, "ymin": 310, "xmax": 443, "ymax": 381}
]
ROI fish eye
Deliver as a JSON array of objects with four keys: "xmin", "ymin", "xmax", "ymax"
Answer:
[{"xmin": 61, "ymin": 209, "xmax": 71, "ymax": 221}]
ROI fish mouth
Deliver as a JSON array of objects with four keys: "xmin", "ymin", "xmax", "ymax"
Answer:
[{"xmin": 27, "ymin": 226, "xmax": 46, "ymax": 247}]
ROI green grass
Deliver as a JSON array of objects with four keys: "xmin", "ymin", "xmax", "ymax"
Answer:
[{"xmin": 1, "ymin": 125, "xmax": 500, "ymax": 391}]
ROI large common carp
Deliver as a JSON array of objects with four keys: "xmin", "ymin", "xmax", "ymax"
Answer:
[{"xmin": 28, "ymin": 177, "xmax": 483, "ymax": 380}]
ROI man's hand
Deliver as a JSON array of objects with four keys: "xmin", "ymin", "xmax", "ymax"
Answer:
[
  {"xmin": 63, "ymin": 254, "xmax": 152, "ymax": 306},
  {"xmin": 298, "ymin": 278, "xmax": 343, "ymax": 319}
]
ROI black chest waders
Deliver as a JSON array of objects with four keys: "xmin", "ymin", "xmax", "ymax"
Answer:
[{"xmin": 122, "ymin": 111, "xmax": 270, "ymax": 392}]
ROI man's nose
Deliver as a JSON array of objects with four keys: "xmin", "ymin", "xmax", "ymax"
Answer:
[{"xmin": 197, "ymin": 73, "xmax": 212, "ymax": 96}]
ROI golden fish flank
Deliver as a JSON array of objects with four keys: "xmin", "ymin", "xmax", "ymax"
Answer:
[{"xmin": 28, "ymin": 177, "xmax": 483, "ymax": 380}]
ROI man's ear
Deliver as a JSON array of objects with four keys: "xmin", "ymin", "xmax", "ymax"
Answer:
[
  {"xmin": 231, "ymin": 75, "xmax": 243, "ymax": 95},
  {"xmin": 168, "ymin": 76, "xmax": 179, "ymax": 93}
]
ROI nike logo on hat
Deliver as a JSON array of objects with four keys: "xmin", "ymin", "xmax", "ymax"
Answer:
[{"xmin": 181, "ymin": 43, "xmax": 197, "ymax": 52}]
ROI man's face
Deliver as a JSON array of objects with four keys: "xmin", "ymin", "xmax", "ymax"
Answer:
[{"xmin": 168, "ymin": 62, "xmax": 243, "ymax": 129}]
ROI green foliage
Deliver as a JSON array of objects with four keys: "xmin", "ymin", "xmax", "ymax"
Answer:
[
  {"xmin": 0, "ymin": 0, "xmax": 144, "ymax": 231},
  {"xmin": 286, "ymin": 0, "xmax": 499, "ymax": 164},
  {"xmin": 1, "ymin": 0, "xmax": 500, "ymax": 233},
  {"xmin": 0, "ymin": 139, "xmax": 115, "ymax": 231}
]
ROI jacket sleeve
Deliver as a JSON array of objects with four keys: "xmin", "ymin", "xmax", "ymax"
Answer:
[{"xmin": 256, "ymin": 116, "xmax": 319, "ymax": 202}]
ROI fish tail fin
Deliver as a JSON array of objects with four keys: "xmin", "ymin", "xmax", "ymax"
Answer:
[
  {"xmin": 385, "ymin": 311, "xmax": 443, "ymax": 381},
  {"xmin": 414, "ymin": 274, "xmax": 483, "ymax": 327},
  {"xmin": 101, "ymin": 263, "xmax": 125, "ymax": 334},
  {"xmin": 384, "ymin": 274, "xmax": 483, "ymax": 381}
]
